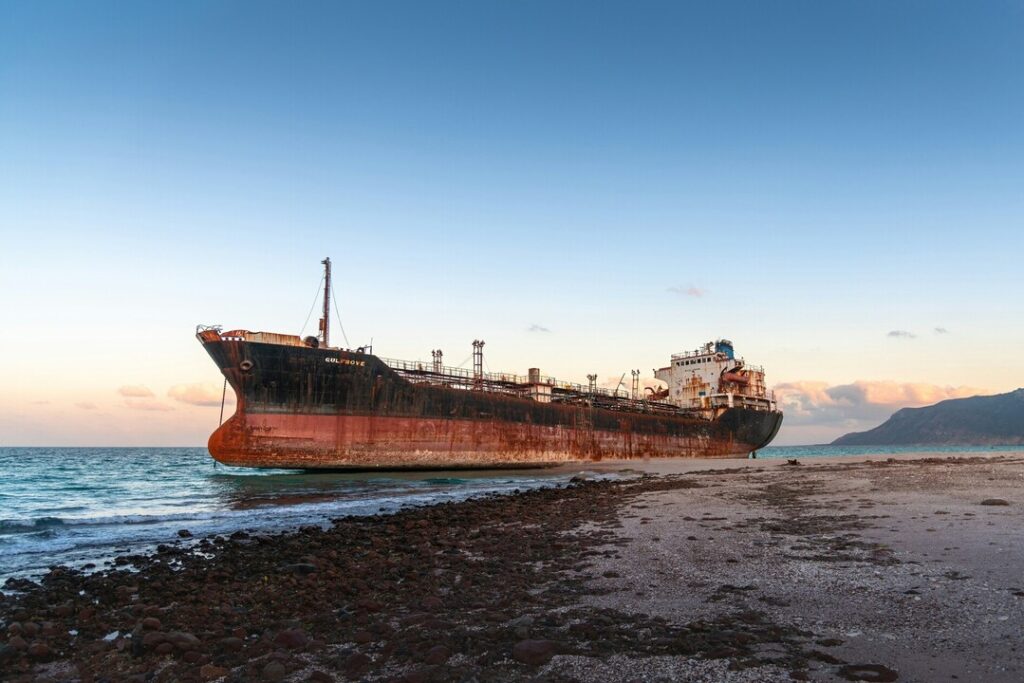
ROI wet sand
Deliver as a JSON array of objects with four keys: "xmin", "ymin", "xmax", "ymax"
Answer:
[{"xmin": 2, "ymin": 453, "xmax": 1022, "ymax": 682}]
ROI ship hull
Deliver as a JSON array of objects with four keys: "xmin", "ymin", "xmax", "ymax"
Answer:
[{"xmin": 200, "ymin": 337, "xmax": 783, "ymax": 470}]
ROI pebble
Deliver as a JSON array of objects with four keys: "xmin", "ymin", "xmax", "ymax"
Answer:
[
  {"xmin": 421, "ymin": 596, "xmax": 444, "ymax": 611},
  {"xmin": 141, "ymin": 631, "xmax": 166, "ymax": 648},
  {"xmin": 220, "ymin": 636, "xmax": 244, "ymax": 651},
  {"xmin": 512, "ymin": 639, "xmax": 559, "ymax": 665},
  {"xmin": 200, "ymin": 663, "xmax": 228, "ymax": 680},
  {"xmin": 262, "ymin": 660, "xmax": 286, "ymax": 682},
  {"xmin": 274, "ymin": 628, "xmax": 308, "ymax": 649},
  {"xmin": 344, "ymin": 651, "xmax": 371, "ymax": 674},
  {"xmin": 166, "ymin": 631, "xmax": 201, "ymax": 651},
  {"xmin": 424, "ymin": 644, "xmax": 451, "ymax": 664},
  {"xmin": 27, "ymin": 641, "xmax": 50, "ymax": 658}
]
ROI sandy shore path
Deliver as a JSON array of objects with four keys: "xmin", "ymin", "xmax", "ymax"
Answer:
[
  {"xmin": 566, "ymin": 453, "xmax": 1024, "ymax": 682},
  {"xmin": 1, "ymin": 453, "xmax": 1021, "ymax": 682}
]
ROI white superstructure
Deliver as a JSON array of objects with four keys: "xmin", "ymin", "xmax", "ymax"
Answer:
[{"xmin": 654, "ymin": 339, "xmax": 776, "ymax": 413}]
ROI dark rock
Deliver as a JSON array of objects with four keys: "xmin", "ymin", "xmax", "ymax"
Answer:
[
  {"xmin": 424, "ymin": 644, "xmax": 450, "ymax": 665},
  {"xmin": 200, "ymin": 663, "xmax": 228, "ymax": 680},
  {"xmin": 308, "ymin": 671, "xmax": 332, "ymax": 683},
  {"xmin": 27, "ymin": 641, "xmax": 50, "ymax": 658},
  {"xmin": 141, "ymin": 631, "xmax": 166, "ymax": 648},
  {"xmin": 400, "ymin": 612, "xmax": 430, "ymax": 626},
  {"xmin": 262, "ymin": 661, "xmax": 287, "ymax": 682},
  {"xmin": 980, "ymin": 498, "xmax": 1010, "ymax": 506},
  {"xmin": 141, "ymin": 617, "xmax": 162, "ymax": 631},
  {"xmin": 7, "ymin": 635, "xmax": 28, "ymax": 651},
  {"xmin": 282, "ymin": 563, "xmax": 317, "ymax": 576},
  {"xmin": 421, "ymin": 596, "xmax": 444, "ymax": 611},
  {"xmin": 358, "ymin": 598, "xmax": 383, "ymax": 613},
  {"xmin": 220, "ymin": 636, "xmax": 244, "ymax": 651},
  {"xmin": 344, "ymin": 651, "xmax": 371, "ymax": 674},
  {"xmin": 512, "ymin": 639, "xmax": 558, "ymax": 666},
  {"xmin": 837, "ymin": 664, "xmax": 899, "ymax": 682},
  {"xmin": 0, "ymin": 644, "xmax": 17, "ymax": 665},
  {"xmin": 274, "ymin": 628, "xmax": 308, "ymax": 650},
  {"xmin": 166, "ymin": 631, "xmax": 201, "ymax": 651},
  {"xmin": 177, "ymin": 529, "xmax": 193, "ymax": 538}
]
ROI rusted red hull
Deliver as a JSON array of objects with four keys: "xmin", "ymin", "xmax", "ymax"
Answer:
[
  {"xmin": 208, "ymin": 411, "xmax": 779, "ymax": 469},
  {"xmin": 199, "ymin": 336, "xmax": 783, "ymax": 470}
]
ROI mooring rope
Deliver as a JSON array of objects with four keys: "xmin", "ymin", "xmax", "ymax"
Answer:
[{"xmin": 219, "ymin": 377, "xmax": 227, "ymax": 426}]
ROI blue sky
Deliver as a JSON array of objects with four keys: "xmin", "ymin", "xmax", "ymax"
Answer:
[{"xmin": 2, "ymin": 1, "xmax": 1022, "ymax": 445}]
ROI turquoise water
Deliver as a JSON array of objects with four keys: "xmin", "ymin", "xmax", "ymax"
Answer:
[
  {"xmin": 0, "ymin": 448, "xmax": 573, "ymax": 580},
  {"xmin": 759, "ymin": 444, "xmax": 1022, "ymax": 459},
  {"xmin": 2, "ymin": 445, "xmax": 1019, "ymax": 580}
]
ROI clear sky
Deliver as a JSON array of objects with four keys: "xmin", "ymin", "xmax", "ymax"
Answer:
[{"xmin": 2, "ymin": 1, "xmax": 1022, "ymax": 446}]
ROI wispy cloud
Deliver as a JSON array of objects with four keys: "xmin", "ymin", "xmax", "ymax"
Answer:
[
  {"xmin": 667, "ymin": 285, "xmax": 706, "ymax": 298},
  {"xmin": 527, "ymin": 324, "xmax": 551, "ymax": 333},
  {"xmin": 124, "ymin": 398, "xmax": 174, "ymax": 411},
  {"xmin": 168, "ymin": 383, "xmax": 229, "ymax": 407},
  {"xmin": 118, "ymin": 385, "xmax": 155, "ymax": 398},
  {"xmin": 774, "ymin": 380, "xmax": 981, "ymax": 428},
  {"xmin": 75, "ymin": 401, "xmax": 97, "ymax": 410},
  {"xmin": 934, "ymin": 327, "xmax": 949, "ymax": 334},
  {"xmin": 117, "ymin": 384, "xmax": 171, "ymax": 410},
  {"xmin": 887, "ymin": 330, "xmax": 916, "ymax": 339}
]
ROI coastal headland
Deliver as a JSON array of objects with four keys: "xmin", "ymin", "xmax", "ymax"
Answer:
[{"xmin": 2, "ymin": 453, "xmax": 1022, "ymax": 682}]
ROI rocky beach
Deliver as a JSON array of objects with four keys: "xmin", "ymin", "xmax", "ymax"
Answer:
[{"xmin": 2, "ymin": 453, "xmax": 1022, "ymax": 682}]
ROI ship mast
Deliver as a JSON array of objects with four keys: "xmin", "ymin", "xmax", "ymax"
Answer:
[{"xmin": 320, "ymin": 257, "xmax": 331, "ymax": 347}]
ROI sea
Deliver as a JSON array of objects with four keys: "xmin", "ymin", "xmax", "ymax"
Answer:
[{"xmin": 1, "ymin": 444, "xmax": 1019, "ymax": 581}]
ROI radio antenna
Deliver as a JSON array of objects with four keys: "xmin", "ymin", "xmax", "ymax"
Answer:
[{"xmin": 319, "ymin": 257, "xmax": 331, "ymax": 347}]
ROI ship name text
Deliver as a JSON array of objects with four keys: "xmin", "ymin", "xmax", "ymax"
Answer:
[{"xmin": 325, "ymin": 357, "xmax": 366, "ymax": 367}]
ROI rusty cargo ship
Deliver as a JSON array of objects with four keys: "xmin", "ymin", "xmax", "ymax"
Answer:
[{"xmin": 197, "ymin": 259, "xmax": 782, "ymax": 470}]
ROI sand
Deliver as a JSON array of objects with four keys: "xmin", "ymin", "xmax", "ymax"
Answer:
[
  {"xmin": 564, "ymin": 452, "xmax": 1024, "ymax": 682},
  {"xmin": 1, "ymin": 452, "xmax": 1022, "ymax": 682}
]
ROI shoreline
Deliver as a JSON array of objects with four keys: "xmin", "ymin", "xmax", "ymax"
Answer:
[{"xmin": 2, "ymin": 453, "xmax": 1022, "ymax": 681}]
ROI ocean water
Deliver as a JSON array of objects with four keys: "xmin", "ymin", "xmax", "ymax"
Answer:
[
  {"xmin": 758, "ymin": 443, "xmax": 1022, "ymax": 459},
  {"xmin": 0, "ymin": 448, "xmax": 575, "ymax": 581},
  {"xmin": 2, "ymin": 444, "xmax": 1019, "ymax": 581}
]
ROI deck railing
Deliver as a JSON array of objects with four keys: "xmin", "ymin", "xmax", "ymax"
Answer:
[{"xmin": 378, "ymin": 357, "xmax": 632, "ymax": 399}]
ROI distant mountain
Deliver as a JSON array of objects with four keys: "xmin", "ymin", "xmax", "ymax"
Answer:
[{"xmin": 832, "ymin": 388, "xmax": 1024, "ymax": 446}]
